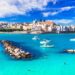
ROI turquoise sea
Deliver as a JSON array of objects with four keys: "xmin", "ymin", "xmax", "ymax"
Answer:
[{"xmin": 0, "ymin": 33, "xmax": 75, "ymax": 75}]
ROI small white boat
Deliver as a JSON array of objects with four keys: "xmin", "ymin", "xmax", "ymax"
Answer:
[
  {"xmin": 40, "ymin": 44, "xmax": 54, "ymax": 48},
  {"xmin": 70, "ymin": 38, "xmax": 75, "ymax": 41},
  {"xmin": 65, "ymin": 49, "xmax": 75, "ymax": 53},
  {"xmin": 32, "ymin": 36, "xmax": 39, "ymax": 40},
  {"xmin": 40, "ymin": 39, "xmax": 51, "ymax": 44}
]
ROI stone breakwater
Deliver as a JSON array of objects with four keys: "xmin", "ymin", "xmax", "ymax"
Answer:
[{"xmin": 0, "ymin": 40, "xmax": 32, "ymax": 59}]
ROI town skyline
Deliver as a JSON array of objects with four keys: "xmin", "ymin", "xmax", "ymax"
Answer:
[{"xmin": 0, "ymin": 19, "xmax": 74, "ymax": 26}]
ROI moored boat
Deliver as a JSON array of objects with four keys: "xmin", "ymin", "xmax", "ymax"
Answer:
[
  {"xmin": 64, "ymin": 49, "xmax": 75, "ymax": 53},
  {"xmin": 40, "ymin": 39, "xmax": 51, "ymax": 44},
  {"xmin": 32, "ymin": 36, "xmax": 39, "ymax": 40},
  {"xmin": 70, "ymin": 38, "xmax": 75, "ymax": 41},
  {"xmin": 40, "ymin": 44, "xmax": 54, "ymax": 48}
]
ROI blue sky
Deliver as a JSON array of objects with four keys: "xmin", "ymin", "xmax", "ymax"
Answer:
[{"xmin": 0, "ymin": 0, "xmax": 75, "ymax": 25}]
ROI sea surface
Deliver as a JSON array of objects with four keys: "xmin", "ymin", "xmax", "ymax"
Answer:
[{"xmin": 0, "ymin": 33, "xmax": 75, "ymax": 75}]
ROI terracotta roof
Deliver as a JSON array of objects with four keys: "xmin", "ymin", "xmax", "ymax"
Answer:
[{"xmin": 39, "ymin": 21, "xmax": 54, "ymax": 25}]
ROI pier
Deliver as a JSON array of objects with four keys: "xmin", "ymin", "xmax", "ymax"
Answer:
[{"xmin": 0, "ymin": 40, "xmax": 32, "ymax": 59}]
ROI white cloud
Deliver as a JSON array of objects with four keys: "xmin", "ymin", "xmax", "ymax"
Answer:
[
  {"xmin": 49, "ymin": 0, "xmax": 57, "ymax": 5},
  {"xmin": 42, "ymin": 12, "xmax": 50, "ymax": 17},
  {"xmin": 52, "ymin": 19, "xmax": 73, "ymax": 25},
  {"xmin": 43, "ymin": 11, "xmax": 58, "ymax": 17},
  {"xmin": 43, "ymin": 6, "xmax": 75, "ymax": 17},
  {"xmin": 0, "ymin": 0, "xmax": 57, "ymax": 17},
  {"xmin": 61, "ymin": 6, "xmax": 75, "ymax": 11}
]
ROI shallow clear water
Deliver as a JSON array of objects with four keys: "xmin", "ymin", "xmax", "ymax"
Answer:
[{"xmin": 0, "ymin": 33, "xmax": 75, "ymax": 75}]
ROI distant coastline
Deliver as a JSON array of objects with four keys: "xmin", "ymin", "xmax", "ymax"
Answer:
[
  {"xmin": 0, "ymin": 20, "xmax": 75, "ymax": 34},
  {"xmin": 1, "ymin": 31, "xmax": 75, "ymax": 34}
]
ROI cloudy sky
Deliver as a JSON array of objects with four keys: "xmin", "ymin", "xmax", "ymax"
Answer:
[{"xmin": 0, "ymin": 0, "xmax": 75, "ymax": 25}]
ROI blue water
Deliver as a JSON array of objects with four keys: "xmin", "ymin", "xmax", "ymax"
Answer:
[{"xmin": 0, "ymin": 33, "xmax": 75, "ymax": 75}]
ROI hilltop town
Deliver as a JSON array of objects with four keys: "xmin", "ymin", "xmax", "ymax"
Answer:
[{"xmin": 0, "ymin": 20, "xmax": 75, "ymax": 34}]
